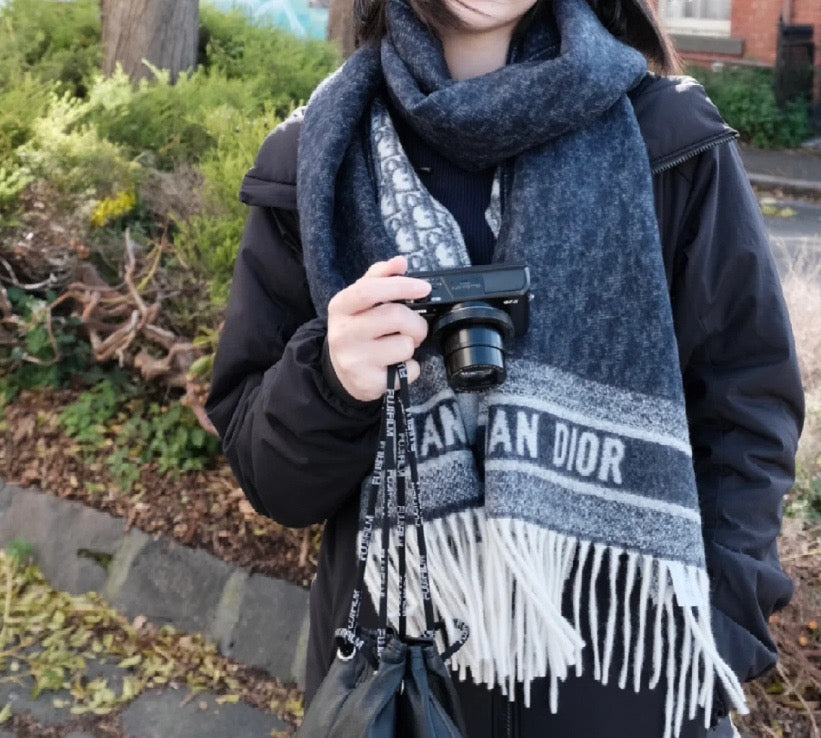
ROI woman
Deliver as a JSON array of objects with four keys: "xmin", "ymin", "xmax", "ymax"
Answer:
[{"xmin": 205, "ymin": 0, "xmax": 804, "ymax": 735}]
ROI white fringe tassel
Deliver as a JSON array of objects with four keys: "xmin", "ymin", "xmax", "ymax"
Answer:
[{"xmin": 362, "ymin": 512, "xmax": 749, "ymax": 738}]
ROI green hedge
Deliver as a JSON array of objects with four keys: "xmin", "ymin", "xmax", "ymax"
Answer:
[{"xmin": 687, "ymin": 65, "xmax": 813, "ymax": 149}]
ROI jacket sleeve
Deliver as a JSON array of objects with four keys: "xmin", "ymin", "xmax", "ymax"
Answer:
[
  {"xmin": 204, "ymin": 204, "xmax": 384, "ymax": 529},
  {"xmin": 668, "ymin": 140, "xmax": 804, "ymax": 702}
]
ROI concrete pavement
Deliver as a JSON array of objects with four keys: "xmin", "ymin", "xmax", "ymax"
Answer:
[
  {"xmin": 740, "ymin": 144, "xmax": 821, "ymax": 198},
  {"xmin": 737, "ymin": 143, "xmax": 821, "ymax": 265},
  {"xmin": 0, "ymin": 481, "xmax": 302, "ymax": 737}
]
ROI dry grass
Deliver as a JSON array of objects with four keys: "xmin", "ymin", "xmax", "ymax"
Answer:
[
  {"xmin": 774, "ymin": 240, "xmax": 821, "ymax": 520},
  {"xmin": 739, "ymin": 237, "xmax": 821, "ymax": 738},
  {"xmin": 778, "ymin": 241, "xmax": 821, "ymax": 394}
]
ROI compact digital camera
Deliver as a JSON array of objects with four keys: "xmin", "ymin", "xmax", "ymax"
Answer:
[{"xmin": 401, "ymin": 263, "xmax": 531, "ymax": 391}]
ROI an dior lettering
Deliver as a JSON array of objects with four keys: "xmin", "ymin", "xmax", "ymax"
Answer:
[
  {"xmin": 416, "ymin": 402, "xmax": 467, "ymax": 457},
  {"xmin": 552, "ymin": 422, "xmax": 625, "ymax": 484},
  {"xmin": 485, "ymin": 408, "xmax": 540, "ymax": 458}
]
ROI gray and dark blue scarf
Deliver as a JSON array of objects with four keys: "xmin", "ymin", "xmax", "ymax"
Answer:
[{"xmin": 296, "ymin": 0, "xmax": 747, "ymax": 734}]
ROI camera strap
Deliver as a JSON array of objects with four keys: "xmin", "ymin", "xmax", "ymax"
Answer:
[{"xmin": 336, "ymin": 363, "xmax": 468, "ymax": 661}]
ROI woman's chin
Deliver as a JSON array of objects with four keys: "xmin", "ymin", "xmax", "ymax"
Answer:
[{"xmin": 443, "ymin": 0, "xmax": 537, "ymax": 33}]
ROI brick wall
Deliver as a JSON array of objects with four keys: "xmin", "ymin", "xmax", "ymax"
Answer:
[
  {"xmin": 733, "ymin": 0, "xmax": 781, "ymax": 64},
  {"xmin": 652, "ymin": 0, "xmax": 820, "ymax": 106}
]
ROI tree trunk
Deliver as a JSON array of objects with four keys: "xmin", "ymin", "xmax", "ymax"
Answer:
[
  {"xmin": 101, "ymin": 0, "xmax": 199, "ymax": 82},
  {"xmin": 328, "ymin": 0, "xmax": 356, "ymax": 57}
]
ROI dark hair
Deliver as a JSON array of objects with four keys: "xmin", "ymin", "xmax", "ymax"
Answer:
[{"xmin": 353, "ymin": 0, "xmax": 682, "ymax": 75}]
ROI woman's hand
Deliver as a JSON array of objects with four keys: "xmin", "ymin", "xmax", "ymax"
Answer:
[{"xmin": 327, "ymin": 255, "xmax": 432, "ymax": 402}]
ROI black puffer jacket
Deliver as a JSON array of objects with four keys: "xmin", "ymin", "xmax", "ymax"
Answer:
[{"xmin": 204, "ymin": 72, "xmax": 804, "ymax": 722}]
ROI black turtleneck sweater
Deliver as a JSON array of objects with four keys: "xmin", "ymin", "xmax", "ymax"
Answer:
[{"xmin": 388, "ymin": 101, "xmax": 497, "ymax": 266}]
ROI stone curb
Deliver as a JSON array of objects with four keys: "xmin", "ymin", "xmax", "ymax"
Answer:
[
  {"xmin": 0, "ymin": 478, "xmax": 309, "ymax": 688},
  {"xmin": 747, "ymin": 172, "xmax": 821, "ymax": 197}
]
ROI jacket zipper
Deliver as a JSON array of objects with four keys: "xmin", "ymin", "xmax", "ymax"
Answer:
[{"xmin": 650, "ymin": 130, "xmax": 739, "ymax": 175}]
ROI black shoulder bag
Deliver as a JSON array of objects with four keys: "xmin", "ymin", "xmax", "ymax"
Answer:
[{"xmin": 296, "ymin": 362, "xmax": 469, "ymax": 738}]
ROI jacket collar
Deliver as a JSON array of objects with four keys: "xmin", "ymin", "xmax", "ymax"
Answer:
[{"xmin": 628, "ymin": 72, "xmax": 739, "ymax": 173}]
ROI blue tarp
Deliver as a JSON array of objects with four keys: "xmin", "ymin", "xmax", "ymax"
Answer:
[
  {"xmin": 210, "ymin": 0, "xmax": 329, "ymax": 40},
  {"xmin": 0, "ymin": 0, "xmax": 330, "ymax": 42}
]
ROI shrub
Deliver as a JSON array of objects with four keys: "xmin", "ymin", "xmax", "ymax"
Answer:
[
  {"xmin": 0, "ymin": 76, "xmax": 54, "ymax": 172},
  {"xmin": 130, "ymin": 401, "xmax": 221, "ymax": 476},
  {"xmin": 200, "ymin": 3, "xmax": 340, "ymax": 115},
  {"xmin": 84, "ymin": 66, "xmax": 258, "ymax": 168},
  {"xmin": 0, "ymin": 288, "xmax": 95, "ymax": 392},
  {"xmin": 0, "ymin": 0, "xmax": 102, "ymax": 96},
  {"xmin": 59, "ymin": 374, "xmax": 221, "ymax": 493},
  {"xmin": 57, "ymin": 372, "xmax": 130, "ymax": 446},
  {"xmin": 0, "ymin": 166, "xmax": 34, "ymax": 212},
  {"xmin": 81, "ymin": 6, "xmax": 340, "ymax": 168},
  {"xmin": 0, "ymin": 0, "xmax": 339, "ymax": 341},
  {"xmin": 174, "ymin": 104, "xmax": 279, "ymax": 303},
  {"xmin": 688, "ymin": 65, "xmax": 812, "ymax": 149},
  {"xmin": 17, "ymin": 91, "xmax": 137, "ymax": 203}
]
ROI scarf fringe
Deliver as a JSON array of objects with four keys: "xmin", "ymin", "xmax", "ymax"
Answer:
[{"xmin": 362, "ymin": 510, "xmax": 748, "ymax": 738}]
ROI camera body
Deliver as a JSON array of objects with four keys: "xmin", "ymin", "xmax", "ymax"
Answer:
[{"xmin": 401, "ymin": 264, "xmax": 531, "ymax": 391}]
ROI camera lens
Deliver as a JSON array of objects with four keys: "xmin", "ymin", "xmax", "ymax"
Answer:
[{"xmin": 432, "ymin": 302, "xmax": 515, "ymax": 391}]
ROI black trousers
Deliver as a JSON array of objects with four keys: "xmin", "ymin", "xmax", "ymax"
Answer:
[
  {"xmin": 447, "ymin": 549, "xmax": 711, "ymax": 738},
  {"xmin": 453, "ymin": 666, "xmax": 708, "ymax": 738}
]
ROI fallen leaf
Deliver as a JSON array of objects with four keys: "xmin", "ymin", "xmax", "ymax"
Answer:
[{"xmin": 117, "ymin": 654, "xmax": 142, "ymax": 668}]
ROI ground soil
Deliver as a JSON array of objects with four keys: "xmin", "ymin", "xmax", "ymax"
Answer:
[{"xmin": 0, "ymin": 387, "xmax": 320, "ymax": 590}]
